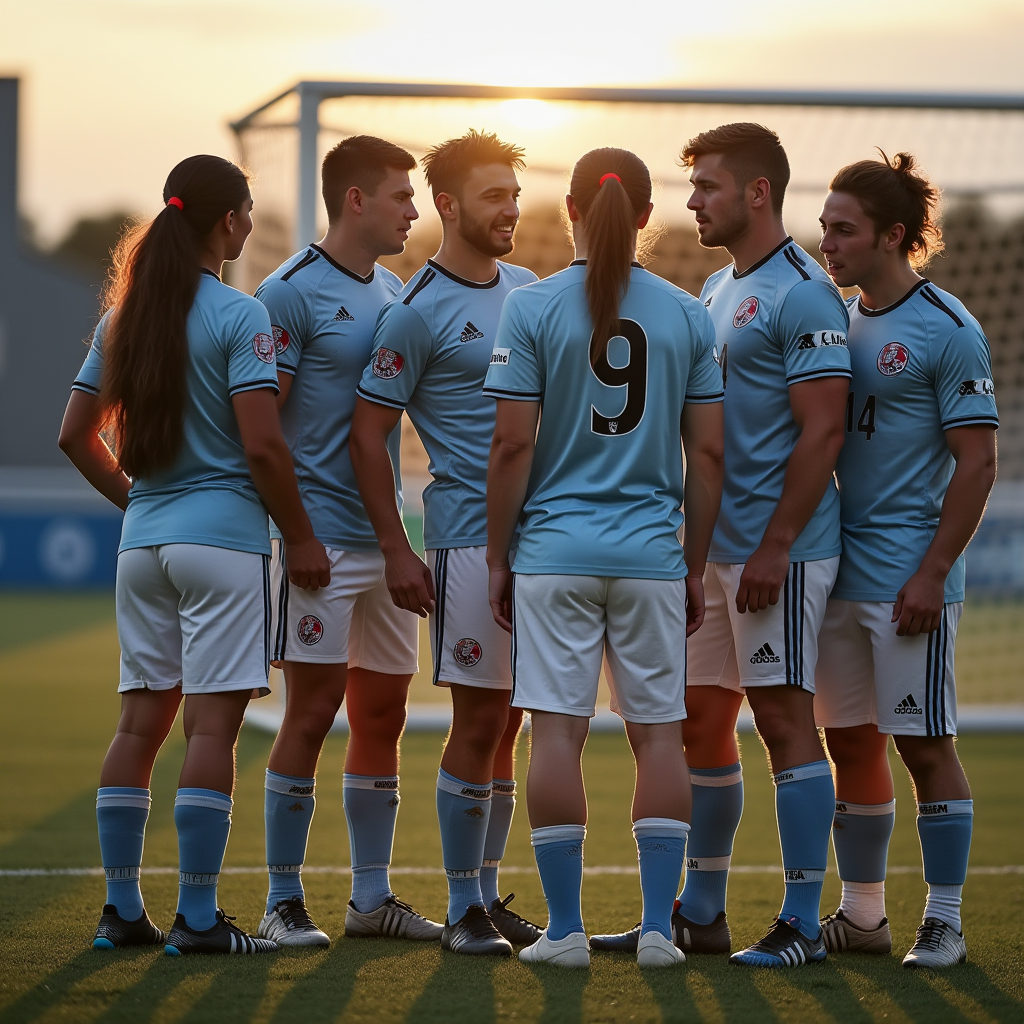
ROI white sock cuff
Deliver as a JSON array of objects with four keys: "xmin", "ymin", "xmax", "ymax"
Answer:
[
  {"xmin": 175, "ymin": 790, "xmax": 233, "ymax": 813},
  {"xmin": 835, "ymin": 800, "xmax": 896, "ymax": 816},
  {"xmin": 268, "ymin": 863, "xmax": 304, "ymax": 874},
  {"xmin": 343, "ymin": 774, "xmax": 398, "ymax": 792},
  {"xmin": 531, "ymin": 824, "xmax": 586, "ymax": 847},
  {"xmin": 96, "ymin": 789, "xmax": 151, "ymax": 811},
  {"xmin": 179, "ymin": 871, "xmax": 219, "ymax": 887},
  {"xmin": 843, "ymin": 880, "xmax": 885, "ymax": 894},
  {"xmin": 445, "ymin": 867, "xmax": 481, "ymax": 878},
  {"xmin": 685, "ymin": 854, "xmax": 732, "ymax": 872},
  {"xmin": 632, "ymin": 817, "xmax": 690, "ymax": 841},
  {"xmin": 104, "ymin": 866, "xmax": 141, "ymax": 881},
  {"xmin": 437, "ymin": 772, "xmax": 491, "ymax": 801},
  {"xmin": 265, "ymin": 771, "xmax": 315, "ymax": 797},
  {"xmin": 774, "ymin": 760, "xmax": 832, "ymax": 786},
  {"xmin": 918, "ymin": 799, "xmax": 973, "ymax": 817},
  {"xmin": 482, "ymin": 859, "xmax": 501, "ymax": 868},
  {"xmin": 784, "ymin": 868, "xmax": 827, "ymax": 883},
  {"xmin": 689, "ymin": 768, "xmax": 743, "ymax": 787},
  {"xmin": 491, "ymin": 779, "xmax": 516, "ymax": 796}
]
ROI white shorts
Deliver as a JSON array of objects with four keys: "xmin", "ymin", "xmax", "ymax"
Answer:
[
  {"xmin": 427, "ymin": 546, "xmax": 512, "ymax": 690},
  {"xmin": 815, "ymin": 599, "xmax": 961, "ymax": 736},
  {"xmin": 511, "ymin": 574, "xmax": 688, "ymax": 724},
  {"xmin": 116, "ymin": 544, "xmax": 271, "ymax": 697},
  {"xmin": 687, "ymin": 557, "xmax": 839, "ymax": 693},
  {"xmin": 270, "ymin": 541, "xmax": 418, "ymax": 673}
]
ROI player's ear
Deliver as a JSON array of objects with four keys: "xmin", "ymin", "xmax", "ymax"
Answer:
[
  {"xmin": 749, "ymin": 176, "xmax": 771, "ymax": 211},
  {"xmin": 565, "ymin": 194, "xmax": 580, "ymax": 223},
  {"xmin": 346, "ymin": 185, "xmax": 364, "ymax": 216},
  {"xmin": 637, "ymin": 202, "xmax": 654, "ymax": 230},
  {"xmin": 434, "ymin": 190, "xmax": 458, "ymax": 222},
  {"xmin": 884, "ymin": 222, "xmax": 906, "ymax": 253}
]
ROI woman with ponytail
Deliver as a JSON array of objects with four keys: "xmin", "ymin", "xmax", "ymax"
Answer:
[
  {"xmin": 483, "ymin": 148, "xmax": 725, "ymax": 968},
  {"xmin": 58, "ymin": 155, "xmax": 329, "ymax": 955}
]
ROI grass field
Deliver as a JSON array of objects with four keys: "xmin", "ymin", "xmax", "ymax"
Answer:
[{"xmin": 0, "ymin": 593, "xmax": 1021, "ymax": 1023}]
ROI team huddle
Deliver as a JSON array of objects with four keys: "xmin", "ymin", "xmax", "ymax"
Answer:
[{"xmin": 58, "ymin": 120, "xmax": 998, "ymax": 972}]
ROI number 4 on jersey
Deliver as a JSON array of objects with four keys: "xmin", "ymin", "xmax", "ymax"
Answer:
[{"xmin": 846, "ymin": 392, "xmax": 877, "ymax": 440}]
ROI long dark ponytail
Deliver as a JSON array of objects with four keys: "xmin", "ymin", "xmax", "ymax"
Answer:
[
  {"xmin": 100, "ymin": 155, "xmax": 250, "ymax": 478},
  {"xmin": 568, "ymin": 148, "xmax": 652, "ymax": 366}
]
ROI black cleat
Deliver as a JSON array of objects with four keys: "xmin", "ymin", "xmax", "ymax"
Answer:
[
  {"xmin": 93, "ymin": 904, "xmax": 165, "ymax": 949},
  {"xmin": 164, "ymin": 909, "xmax": 278, "ymax": 956},
  {"xmin": 489, "ymin": 894, "xmax": 543, "ymax": 946},
  {"xmin": 590, "ymin": 906, "xmax": 732, "ymax": 954},
  {"xmin": 589, "ymin": 921, "xmax": 641, "ymax": 952},
  {"xmin": 730, "ymin": 915, "xmax": 826, "ymax": 968},
  {"xmin": 441, "ymin": 904, "xmax": 513, "ymax": 956}
]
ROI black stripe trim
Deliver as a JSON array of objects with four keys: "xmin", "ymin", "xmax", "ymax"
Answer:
[
  {"xmin": 355, "ymin": 385, "xmax": 407, "ymax": 410},
  {"xmin": 784, "ymin": 248, "xmax": 811, "ymax": 281},
  {"xmin": 281, "ymin": 249, "xmax": 321, "ymax": 283},
  {"xmin": 262, "ymin": 554, "xmax": 271, "ymax": 674},
  {"xmin": 797, "ymin": 562, "xmax": 806, "ymax": 688},
  {"xmin": 274, "ymin": 547, "xmax": 290, "ymax": 662},
  {"xmin": 229, "ymin": 379, "xmax": 279, "ymax": 396},
  {"xmin": 426, "ymin": 258, "xmax": 500, "ymax": 290},
  {"xmin": 402, "ymin": 267, "xmax": 437, "ymax": 305},
  {"xmin": 510, "ymin": 573, "xmax": 518, "ymax": 701},
  {"xmin": 920, "ymin": 287, "xmax": 965, "ymax": 329},
  {"xmin": 71, "ymin": 380, "xmax": 101, "ymax": 394},
  {"xmin": 569, "ymin": 259, "xmax": 644, "ymax": 269},
  {"xmin": 482, "ymin": 387, "xmax": 543, "ymax": 400},
  {"xmin": 937, "ymin": 607, "xmax": 949, "ymax": 736},
  {"xmin": 685, "ymin": 391, "xmax": 726, "ymax": 402},
  {"xmin": 432, "ymin": 549, "xmax": 449, "ymax": 686},
  {"xmin": 201, "ymin": 268, "xmax": 221, "ymax": 281},
  {"xmin": 733, "ymin": 237, "xmax": 793, "ymax": 279},
  {"xmin": 786, "ymin": 369, "xmax": 853, "ymax": 384},
  {"xmin": 924, "ymin": 626, "xmax": 935, "ymax": 736},
  {"xmin": 783, "ymin": 566, "xmax": 792, "ymax": 685},
  {"xmin": 941, "ymin": 416, "xmax": 999, "ymax": 429},
  {"xmin": 857, "ymin": 279, "xmax": 928, "ymax": 317},
  {"xmin": 310, "ymin": 243, "xmax": 375, "ymax": 284}
]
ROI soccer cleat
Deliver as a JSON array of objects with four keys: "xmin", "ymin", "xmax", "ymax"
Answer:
[
  {"xmin": 489, "ymin": 893, "xmax": 543, "ymax": 946},
  {"xmin": 588, "ymin": 922, "xmax": 641, "ymax": 953},
  {"xmin": 819, "ymin": 909, "xmax": 892, "ymax": 954},
  {"xmin": 637, "ymin": 929, "xmax": 685, "ymax": 967},
  {"xmin": 93, "ymin": 904, "xmax": 165, "ymax": 949},
  {"xmin": 902, "ymin": 918, "xmax": 967, "ymax": 969},
  {"xmin": 344, "ymin": 896, "xmax": 443, "ymax": 941},
  {"xmin": 164, "ymin": 909, "xmax": 278, "ymax": 956},
  {"xmin": 589, "ymin": 906, "xmax": 731, "ymax": 955},
  {"xmin": 258, "ymin": 897, "xmax": 330, "ymax": 948},
  {"xmin": 729, "ymin": 915, "xmax": 827, "ymax": 968},
  {"xmin": 519, "ymin": 930, "xmax": 591, "ymax": 968},
  {"xmin": 441, "ymin": 904, "xmax": 513, "ymax": 956}
]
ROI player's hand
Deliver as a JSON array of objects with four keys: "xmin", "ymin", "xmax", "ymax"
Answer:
[
  {"xmin": 892, "ymin": 567, "xmax": 945, "ymax": 636},
  {"xmin": 286, "ymin": 536, "xmax": 331, "ymax": 591},
  {"xmin": 736, "ymin": 542, "xmax": 789, "ymax": 613},
  {"xmin": 488, "ymin": 563, "xmax": 513, "ymax": 634},
  {"xmin": 684, "ymin": 576, "xmax": 706, "ymax": 636},
  {"xmin": 384, "ymin": 545, "xmax": 435, "ymax": 617}
]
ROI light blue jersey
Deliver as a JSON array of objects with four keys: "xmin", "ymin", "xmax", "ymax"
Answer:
[
  {"xmin": 256, "ymin": 245, "xmax": 404, "ymax": 551},
  {"xmin": 72, "ymin": 270, "xmax": 279, "ymax": 555},
  {"xmin": 357, "ymin": 259, "xmax": 537, "ymax": 550},
  {"xmin": 484, "ymin": 261, "xmax": 724, "ymax": 579},
  {"xmin": 833, "ymin": 280, "xmax": 998, "ymax": 603},
  {"xmin": 702, "ymin": 238, "xmax": 851, "ymax": 563}
]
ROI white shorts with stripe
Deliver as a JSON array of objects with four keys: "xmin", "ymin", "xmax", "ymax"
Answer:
[
  {"xmin": 686, "ymin": 557, "xmax": 839, "ymax": 693},
  {"xmin": 270, "ymin": 541, "xmax": 419, "ymax": 672},
  {"xmin": 814, "ymin": 598, "xmax": 961, "ymax": 736},
  {"xmin": 116, "ymin": 544, "xmax": 271, "ymax": 697},
  {"xmin": 511, "ymin": 573, "xmax": 688, "ymax": 723},
  {"xmin": 426, "ymin": 546, "xmax": 512, "ymax": 690}
]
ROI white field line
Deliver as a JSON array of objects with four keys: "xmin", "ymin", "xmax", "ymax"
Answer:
[{"xmin": 2, "ymin": 865, "xmax": 1021, "ymax": 878}]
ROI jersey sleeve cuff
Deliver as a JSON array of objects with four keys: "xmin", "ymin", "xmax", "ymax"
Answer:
[
  {"xmin": 481, "ymin": 386, "xmax": 543, "ymax": 401},
  {"xmin": 356, "ymin": 384, "xmax": 407, "ymax": 410},
  {"xmin": 684, "ymin": 391, "xmax": 725, "ymax": 404},
  {"xmin": 229, "ymin": 379, "xmax": 280, "ymax": 397},
  {"xmin": 786, "ymin": 368, "xmax": 853, "ymax": 384},
  {"xmin": 941, "ymin": 415, "xmax": 999, "ymax": 429},
  {"xmin": 71, "ymin": 380, "xmax": 101, "ymax": 395},
  {"xmin": 275, "ymin": 364, "xmax": 297, "ymax": 377}
]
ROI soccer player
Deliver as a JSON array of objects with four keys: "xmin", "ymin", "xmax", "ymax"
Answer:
[
  {"xmin": 485, "ymin": 148, "xmax": 725, "ymax": 969},
  {"xmin": 816, "ymin": 152, "xmax": 997, "ymax": 968},
  {"xmin": 350, "ymin": 130, "xmax": 541, "ymax": 955},
  {"xmin": 593, "ymin": 123, "xmax": 851, "ymax": 967},
  {"xmin": 58, "ymin": 155, "xmax": 330, "ymax": 955},
  {"xmin": 254, "ymin": 136, "xmax": 442, "ymax": 946}
]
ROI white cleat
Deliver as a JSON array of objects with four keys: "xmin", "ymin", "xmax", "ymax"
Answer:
[
  {"xmin": 519, "ymin": 930, "xmax": 591, "ymax": 968},
  {"xmin": 637, "ymin": 929, "xmax": 685, "ymax": 967},
  {"xmin": 258, "ymin": 898, "xmax": 330, "ymax": 948},
  {"xmin": 902, "ymin": 918, "xmax": 967, "ymax": 969}
]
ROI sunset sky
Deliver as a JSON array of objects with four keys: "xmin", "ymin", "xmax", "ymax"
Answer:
[{"xmin": 2, "ymin": 0, "xmax": 1023, "ymax": 242}]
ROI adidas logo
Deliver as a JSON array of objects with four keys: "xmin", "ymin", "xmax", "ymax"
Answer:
[
  {"xmin": 750, "ymin": 643, "xmax": 781, "ymax": 664},
  {"xmin": 894, "ymin": 693, "xmax": 923, "ymax": 715},
  {"xmin": 464, "ymin": 806, "xmax": 486, "ymax": 818},
  {"xmin": 459, "ymin": 320, "xmax": 484, "ymax": 342},
  {"xmin": 333, "ymin": 306, "xmax": 354, "ymax": 321},
  {"xmin": 288, "ymin": 802, "xmax": 306, "ymax": 813}
]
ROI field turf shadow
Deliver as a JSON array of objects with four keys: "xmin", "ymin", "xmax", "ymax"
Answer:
[
  {"xmin": 404, "ymin": 952, "xmax": 501, "ymax": 1024},
  {"xmin": 523, "ymin": 960, "xmax": 589, "ymax": 1024}
]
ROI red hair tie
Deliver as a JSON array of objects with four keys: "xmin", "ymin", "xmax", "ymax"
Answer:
[
  {"xmin": 599, "ymin": 173, "xmax": 621, "ymax": 187},
  {"xmin": 166, "ymin": 196, "xmax": 184, "ymax": 210}
]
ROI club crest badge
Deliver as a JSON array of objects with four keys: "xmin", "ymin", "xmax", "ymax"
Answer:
[
  {"xmin": 252, "ymin": 332, "xmax": 276, "ymax": 363},
  {"xmin": 372, "ymin": 347, "xmax": 404, "ymax": 379},
  {"xmin": 272, "ymin": 325, "xmax": 290, "ymax": 354},
  {"xmin": 297, "ymin": 615, "xmax": 323, "ymax": 645},
  {"xmin": 732, "ymin": 296, "xmax": 758, "ymax": 328},
  {"xmin": 453, "ymin": 638, "xmax": 482, "ymax": 667},
  {"xmin": 877, "ymin": 342, "xmax": 910, "ymax": 376}
]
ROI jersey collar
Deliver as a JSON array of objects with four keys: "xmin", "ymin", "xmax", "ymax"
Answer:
[
  {"xmin": 569, "ymin": 259, "xmax": 644, "ymax": 268},
  {"xmin": 311, "ymin": 244, "xmax": 375, "ymax": 284},
  {"xmin": 426, "ymin": 258, "xmax": 500, "ymax": 289},
  {"xmin": 732, "ymin": 236, "xmax": 794, "ymax": 279},
  {"xmin": 200, "ymin": 268, "xmax": 221, "ymax": 281},
  {"xmin": 857, "ymin": 278, "xmax": 929, "ymax": 317}
]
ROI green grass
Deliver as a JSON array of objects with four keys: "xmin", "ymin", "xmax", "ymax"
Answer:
[{"xmin": 0, "ymin": 595, "xmax": 1021, "ymax": 1023}]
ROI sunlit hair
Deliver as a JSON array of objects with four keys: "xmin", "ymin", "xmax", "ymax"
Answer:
[
  {"xmin": 829, "ymin": 150, "xmax": 943, "ymax": 268},
  {"xmin": 100, "ymin": 155, "xmax": 250, "ymax": 479},
  {"xmin": 321, "ymin": 135, "xmax": 417, "ymax": 222},
  {"xmin": 569, "ymin": 148, "xmax": 652, "ymax": 366},
  {"xmin": 680, "ymin": 122, "xmax": 790, "ymax": 214},
  {"xmin": 420, "ymin": 129, "xmax": 525, "ymax": 199}
]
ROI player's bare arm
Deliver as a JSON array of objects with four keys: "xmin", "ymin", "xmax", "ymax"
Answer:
[
  {"xmin": 736, "ymin": 375, "xmax": 848, "ymax": 613},
  {"xmin": 893, "ymin": 424, "xmax": 996, "ymax": 636},
  {"xmin": 58, "ymin": 390, "xmax": 131, "ymax": 511},
  {"xmin": 349, "ymin": 395, "xmax": 434, "ymax": 616},
  {"xmin": 485, "ymin": 398, "xmax": 540, "ymax": 633},
  {"xmin": 275, "ymin": 369, "xmax": 294, "ymax": 409},
  {"xmin": 232, "ymin": 387, "xmax": 330, "ymax": 591},
  {"xmin": 681, "ymin": 401, "xmax": 725, "ymax": 634}
]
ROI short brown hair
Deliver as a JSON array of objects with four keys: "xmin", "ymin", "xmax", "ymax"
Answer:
[
  {"xmin": 420, "ymin": 129, "xmax": 525, "ymax": 199},
  {"xmin": 680, "ymin": 122, "xmax": 790, "ymax": 214},
  {"xmin": 830, "ymin": 151, "xmax": 943, "ymax": 267},
  {"xmin": 321, "ymin": 136, "xmax": 416, "ymax": 222}
]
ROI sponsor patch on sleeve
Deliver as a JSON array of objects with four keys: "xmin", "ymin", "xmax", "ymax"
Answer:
[
  {"xmin": 796, "ymin": 330, "xmax": 848, "ymax": 350},
  {"xmin": 957, "ymin": 378, "xmax": 995, "ymax": 397},
  {"xmin": 272, "ymin": 325, "xmax": 290, "ymax": 354},
  {"xmin": 489, "ymin": 347, "xmax": 511, "ymax": 366},
  {"xmin": 252, "ymin": 332, "xmax": 276, "ymax": 363},
  {"xmin": 372, "ymin": 347, "xmax": 405, "ymax": 379}
]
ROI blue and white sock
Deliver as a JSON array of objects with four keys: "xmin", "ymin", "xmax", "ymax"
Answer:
[
  {"xmin": 775, "ymin": 760, "xmax": 834, "ymax": 939},
  {"xmin": 481, "ymin": 779, "xmax": 516, "ymax": 907},
  {"xmin": 634, "ymin": 818, "xmax": 689, "ymax": 940},
  {"xmin": 436, "ymin": 769, "xmax": 491, "ymax": 924},
  {"xmin": 265, "ymin": 769, "xmax": 315, "ymax": 914},
  {"xmin": 918, "ymin": 798, "xmax": 973, "ymax": 932},
  {"xmin": 676, "ymin": 763, "xmax": 743, "ymax": 925},
  {"xmin": 532, "ymin": 824, "xmax": 586, "ymax": 941},
  {"xmin": 96, "ymin": 787, "xmax": 151, "ymax": 921},
  {"xmin": 174, "ymin": 788, "xmax": 233, "ymax": 932},
  {"xmin": 833, "ymin": 799, "xmax": 895, "ymax": 929},
  {"xmin": 344, "ymin": 774, "xmax": 400, "ymax": 913}
]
